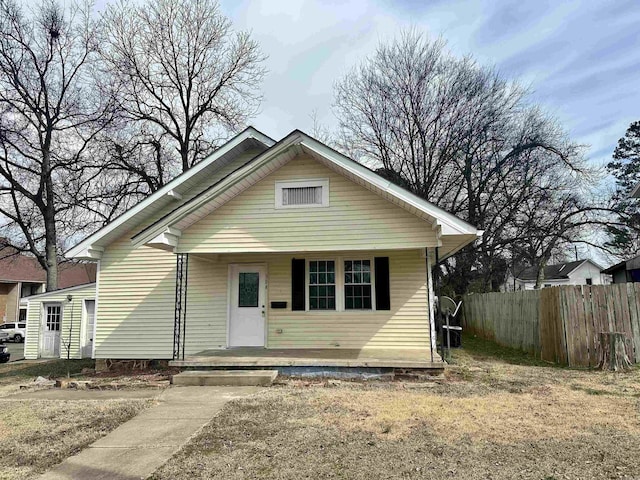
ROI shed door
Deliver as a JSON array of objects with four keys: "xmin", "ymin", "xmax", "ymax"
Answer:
[
  {"xmin": 82, "ymin": 300, "xmax": 95, "ymax": 358},
  {"xmin": 42, "ymin": 303, "xmax": 61, "ymax": 358},
  {"xmin": 229, "ymin": 265, "xmax": 266, "ymax": 347}
]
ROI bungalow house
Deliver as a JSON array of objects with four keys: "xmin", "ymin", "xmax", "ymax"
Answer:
[
  {"xmin": 507, "ymin": 259, "xmax": 608, "ymax": 290},
  {"xmin": 25, "ymin": 128, "xmax": 481, "ymax": 368}
]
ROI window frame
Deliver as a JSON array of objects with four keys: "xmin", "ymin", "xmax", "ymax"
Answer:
[
  {"xmin": 275, "ymin": 179, "xmax": 329, "ymax": 209},
  {"xmin": 304, "ymin": 256, "xmax": 376, "ymax": 313}
]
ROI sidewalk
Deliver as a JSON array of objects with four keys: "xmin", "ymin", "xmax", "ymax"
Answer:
[{"xmin": 38, "ymin": 386, "xmax": 259, "ymax": 480}]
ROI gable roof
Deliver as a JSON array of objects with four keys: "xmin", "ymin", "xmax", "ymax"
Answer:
[
  {"xmin": 131, "ymin": 130, "xmax": 480, "ymax": 254},
  {"xmin": 515, "ymin": 259, "xmax": 601, "ymax": 282},
  {"xmin": 69, "ymin": 128, "xmax": 481, "ymax": 260},
  {"xmin": 631, "ymin": 182, "xmax": 640, "ymax": 198},
  {"xmin": 66, "ymin": 127, "xmax": 275, "ymax": 259}
]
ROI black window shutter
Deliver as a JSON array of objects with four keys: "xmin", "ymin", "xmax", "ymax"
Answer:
[
  {"xmin": 291, "ymin": 258, "xmax": 306, "ymax": 311},
  {"xmin": 374, "ymin": 257, "xmax": 390, "ymax": 310}
]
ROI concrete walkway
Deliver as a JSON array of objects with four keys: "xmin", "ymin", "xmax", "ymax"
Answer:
[{"xmin": 38, "ymin": 386, "xmax": 259, "ymax": 480}]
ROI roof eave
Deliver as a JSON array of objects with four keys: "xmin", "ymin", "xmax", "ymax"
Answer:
[{"xmin": 66, "ymin": 127, "xmax": 275, "ymax": 259}]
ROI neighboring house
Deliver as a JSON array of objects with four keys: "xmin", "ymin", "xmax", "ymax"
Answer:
[
  {"xmin": 631, "ymin": 181, "xmax": 640, "ymax": 198},
  {"xmin": 24, "ymin": 283, "xmax": 96, "ymax": 359},
  {"xmin": 602, "ymin": 255, "xmax": 640, "ymax": 284},
  {"xmin": 0, "ymin": 247, "xmax": 95, "ymax": 325},
  {"xmin": 26, "ymin": 128, "xmax": 481, "ymax": 365},
  {"xmin": 508, "ymin": 259, "xmax": 608, "ymax": 290}
]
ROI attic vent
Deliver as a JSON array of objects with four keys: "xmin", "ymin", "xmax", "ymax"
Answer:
[
  {"xmin": 283, "ymin": 186, "xmax": 321, "ymax": 206},
  {"xmin": 275, "ymin": 179, "xmax": 329, "ymax": 209}
]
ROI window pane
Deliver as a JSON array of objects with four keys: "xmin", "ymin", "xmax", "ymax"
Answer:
[{"xmin": 238, "ymin": 272, "xmax": 259, "ymax": 307}]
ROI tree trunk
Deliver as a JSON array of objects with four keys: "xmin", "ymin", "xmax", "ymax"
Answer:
[
  {"xmin": 598, "ymin": 332, "xmax": 632, "ymax": 371},
  {"xmin": 534, "ymin": 260, "xmax": 546, "ymax": 289},
  {"xmin": 44, "ymin": 220, "xmax": 58, "ymax": 292}
]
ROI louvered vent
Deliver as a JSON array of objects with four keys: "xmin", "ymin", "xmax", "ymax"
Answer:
[{"xmin": 282, "ymin": 186, "xmax": 322, "ymax": 206}]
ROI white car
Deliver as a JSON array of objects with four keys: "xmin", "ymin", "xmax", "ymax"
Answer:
[{"xmin": 0, "ymin": 322, "xmax": 26, "ymax": 343}]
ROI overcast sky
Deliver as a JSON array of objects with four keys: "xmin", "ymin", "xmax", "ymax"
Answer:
[
  {"xmin": 92, "ymin": 0, "xmax": 640, "ymax": 167},
  {"xmin": 213, "ymin": 0, "xmax": 640, "ymax": 167}
]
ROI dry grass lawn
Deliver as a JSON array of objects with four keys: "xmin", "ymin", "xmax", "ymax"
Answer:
[
  {"xmin": 151, "ymin": 336, "xmax": 640, "ymax": 480},
  {"xmin": 0, "ymin": 359, "xmax": 152, "ymax": 479}
]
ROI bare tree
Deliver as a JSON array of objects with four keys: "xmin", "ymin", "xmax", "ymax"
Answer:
[
  {"xmin": 0, "ymin": 0, "xmax": 113, "ymax": 290},
  {"xmin": 100, "ymin": 0, "xmax": 267, "ymax": 189},
  {"xmin": 333, "ymin": 31, "xmax": 600, "ymax": 293}
]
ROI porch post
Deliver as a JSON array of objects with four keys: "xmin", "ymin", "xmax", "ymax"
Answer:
[
  {"xmin": 425, "ymin": 248, "xmax": 434, "ymax": 363},
  {"xmin": 433, "ymin": 247, "xmax": 446, "ymax": 361},
  {"xmin": 173, "ymin": 253, "xmax": 189, "ymax": 360}
]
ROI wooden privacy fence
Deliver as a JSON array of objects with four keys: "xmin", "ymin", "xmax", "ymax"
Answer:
[{"xmin": 462, "ymin": 284, "xmax": 640, "ymax": 367}]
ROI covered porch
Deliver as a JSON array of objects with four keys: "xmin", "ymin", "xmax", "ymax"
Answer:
[{"xmin": 169, "ymin": 347, "xmax": 443, "ymax": 369}]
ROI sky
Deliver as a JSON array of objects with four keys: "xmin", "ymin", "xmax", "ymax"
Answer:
[
  {"xmin": 206, "ymin": 0, "xmax": 639, "ymax": 168},
  {"xmin": 89, "ymin": 0, "xmax": 640, "ymax": 166}
]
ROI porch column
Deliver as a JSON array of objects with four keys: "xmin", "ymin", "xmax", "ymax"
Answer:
[{"xmin": 173, "ymin": 253, "xmax": 189, "ymax": 360}]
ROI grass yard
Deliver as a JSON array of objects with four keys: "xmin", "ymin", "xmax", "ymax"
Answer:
[
  {"xmin": 151, "ymin": 335, "xmax": 640, "ymax": 480},
  {"xmin": 0, "ymin": 360, "xmax": 153, "ymax": 479},
  {"xmin": 0, "ymin": 397, "xmax": 150, "ymax": 480}
]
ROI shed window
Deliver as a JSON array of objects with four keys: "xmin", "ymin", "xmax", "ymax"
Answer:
[{"xmin": 275, "ymin": 179, "xmax": 329, "ymax": 208}]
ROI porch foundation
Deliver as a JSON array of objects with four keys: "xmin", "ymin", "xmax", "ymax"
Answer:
[{"xmin": 169, "ymin": 348, "xmax": 443, "ymax": 370}]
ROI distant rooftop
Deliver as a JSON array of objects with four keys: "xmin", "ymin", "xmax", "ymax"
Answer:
[
  {"xmin": 515, "ymin": 259, "xmax": 591, "ymax": 281},
  {"xmin": 0, "ymin": 247, "xmax": 96, "ymax": 287}
]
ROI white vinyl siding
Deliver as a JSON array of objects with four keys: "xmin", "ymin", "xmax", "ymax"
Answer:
[
  {"xmin": 178, "ymin": 155, "xmax": 437, "ymax": 253},
  {"xmin": 94, "ymin": 151, "xmax": 264, "ymax": 359},
  {"xmin": 24, "ymin": 284, "xmax": 95, "ymax": 360}
]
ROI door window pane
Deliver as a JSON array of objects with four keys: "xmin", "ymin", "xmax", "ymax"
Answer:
[
  {"xmin": 46, "ymin": 305, "xmax": 61, "ymax": 331},
  {"xmin": 309, "ymin": 260, "xmax": 336, "ymax": 310},
  {"xmin": 238, "ymin": 272, "xmax": 259, "ymax": 307}
]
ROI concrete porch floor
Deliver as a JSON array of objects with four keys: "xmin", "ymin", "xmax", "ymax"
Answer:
[{"xmin": 169, "ymin": 348, "xmax": 443, "ymax": 369}]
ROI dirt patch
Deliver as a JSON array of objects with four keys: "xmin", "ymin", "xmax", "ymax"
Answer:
[{"xmin": 0, "ymin": 398, "xmax": 151, "ymax": 480}]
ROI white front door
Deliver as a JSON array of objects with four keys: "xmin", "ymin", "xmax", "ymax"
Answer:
[
  {"xmin": 229, "ymin": 265, "xmax": 266, "ymax": 347},
  {"xmin": 82, "ymin": 300, "xmax": 95, "ymax": 358},
  {"xmin": 42, "ymin": 303, "xmax": 61, "ymax": 358}
]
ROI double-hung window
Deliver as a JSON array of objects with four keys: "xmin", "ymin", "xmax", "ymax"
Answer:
[
  {"xmin": 344, "ymin": 260, "xmax": 372, "ymax": 310},
  {"xmin": 309, "ymin": 260, "xmax": 335, "ymax": 310},
  {"xmin": 305, "ymin": 259, "xmax": 375, "ymax": 311}
]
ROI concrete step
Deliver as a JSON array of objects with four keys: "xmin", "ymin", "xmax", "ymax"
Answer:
[{"xmin": 171, "ymin": 370, "xmax": 278, "ymax": 387}]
